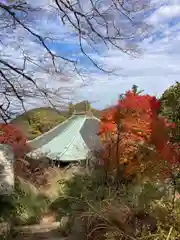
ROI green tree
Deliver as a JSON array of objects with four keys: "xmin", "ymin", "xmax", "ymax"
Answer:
[
  {"xmin": 131, "ymin": 84, "xmax": 144, "ymax": 95},
  {"xmin": 160, "ymin": 82, "xmax": 180, "ymax": 142}
]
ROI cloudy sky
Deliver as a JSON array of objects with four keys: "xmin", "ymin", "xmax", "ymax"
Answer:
[
  {"xmin": 1, "ymin": 0, "xmax": 180, "ymax": 112},
  {"xmin": 76, "ymin": 0, "xmax": 180, "ymax": 108}
]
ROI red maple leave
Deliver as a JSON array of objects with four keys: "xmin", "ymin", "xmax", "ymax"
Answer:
[{"xmin": 0, "ymin": 124, "xmax": 30, "ymax": 158}]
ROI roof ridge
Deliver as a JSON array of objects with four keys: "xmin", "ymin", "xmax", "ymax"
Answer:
[{"xmin": 58, "ymin": 116, "xmax": 87, "ymax": 159}]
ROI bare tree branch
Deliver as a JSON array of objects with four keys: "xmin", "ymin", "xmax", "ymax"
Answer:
[{"xmin": 0, "ymin": 0, "xmax": 152, "ymax": 122}]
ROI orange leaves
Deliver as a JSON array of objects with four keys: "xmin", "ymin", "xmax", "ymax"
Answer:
[
  {"xmin": 117, "ymin": 91, "xmax": 160, "ymax": 115},
  {"xmin": 151, "ymin": 117, "xmax": 180, "ymax": 166},
  {"xmin": 99, "ymin": 91, "xmax": 159, "ymax": 145},
  {"xmin": 98, "ymin": 90, "xmax": 180, "ymax": 179},
  {"xmin": 0, "ymin": 124, "xmax": 30, "ymax": 158},
  {"xmin": 98, "ymin": 108, "xmax": 117, "ymax": 143}
]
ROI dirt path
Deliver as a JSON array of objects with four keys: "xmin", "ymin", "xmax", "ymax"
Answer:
[{"xmin": 1, "ymin": 165, "xmax": 87, "ymax": 239}]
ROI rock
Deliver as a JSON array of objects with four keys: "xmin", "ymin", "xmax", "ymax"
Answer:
[
  {"xmin": 129, "ymin": 212, "xmax": 157, "ymax": 236},
  {"xmin": 68, "ymin": 217, "xmax": 85, "ymax": 240},
  {"xmin": 0, "ymin": 222, "xmax": 11, "ymax": 236},
  {"xmin": 0, "ymin": 144, "xmax": 14, "ymax": 195},
  {"xmin": 40, "ymin": 212, "xmax": 57, "ymax": 225},
  {"xmin": 60, "ymin": 216, "xmax": 72, "ymax": 236}
]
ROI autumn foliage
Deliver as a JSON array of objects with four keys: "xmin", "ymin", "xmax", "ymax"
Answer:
[
  {"xmin": 0, "ymin": 124, "xmax": 30, "ymax": 158},
  {"xmin": 98, "ymin": 91, "xmax": 180, "ymax": 179}
]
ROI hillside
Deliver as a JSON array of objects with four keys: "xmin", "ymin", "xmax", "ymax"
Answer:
[
  {"xmin": 11, "ymin": 107, "xmax": 69, "ymax": 140},
  {"xmin": 11, "ymin": 102, "xmax": 102, "ymax": 140}
]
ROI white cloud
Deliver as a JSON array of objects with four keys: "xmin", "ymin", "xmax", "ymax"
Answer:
[
  {"xmin": 76, "ymin": 2, "xmax": 180, "ymax": 108},
  {"xmin": 148, "ymin": 1, "xmax": 180, "ymax": 24}
]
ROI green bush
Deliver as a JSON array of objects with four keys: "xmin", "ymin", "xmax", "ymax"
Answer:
[{"xmin": 160, "ymin": 82, "xmax": 180, "ymax": 142}]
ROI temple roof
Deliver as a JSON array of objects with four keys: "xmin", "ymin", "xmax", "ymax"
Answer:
[{"xmin": 27, "ymin": 114, "xmax": 101, "ymax": 162}]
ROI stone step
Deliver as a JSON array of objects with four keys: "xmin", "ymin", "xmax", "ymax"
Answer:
[{"xmin": 11, "ymin": 222, "xmax": 67, "ymax": 240}]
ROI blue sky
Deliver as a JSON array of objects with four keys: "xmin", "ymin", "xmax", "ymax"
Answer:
[
  {"xmin": 75, "ymin": 0, "xmax": 180, "ymax": 108},
  {"xmin": 48, "ymin": 0, "xmax": 180, "ymax": 108},
  {"xmin": 1, "ymin": 0, "xmax": 180, "ymax": 113}
]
